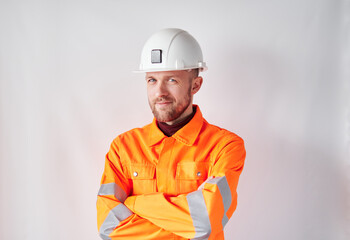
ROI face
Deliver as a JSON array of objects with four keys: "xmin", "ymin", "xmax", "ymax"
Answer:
[{"xmin": 146, "ymin": 70, "xmax": 202, "ymax": 125}]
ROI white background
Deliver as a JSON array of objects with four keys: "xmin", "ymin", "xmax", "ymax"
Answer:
[{"xmin": 0, "ymin": 0, "xmax": 349, "ymax": 239}]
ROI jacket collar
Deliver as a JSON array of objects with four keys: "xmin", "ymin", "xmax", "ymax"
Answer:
[{"xmin": 147, "ymin": 105, "xmax": 204, "ymax": 146}]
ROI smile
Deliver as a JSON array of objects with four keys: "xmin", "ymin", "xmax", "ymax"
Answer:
[{"xmin": 156, "ymin": 101, "xmax": 172, "ymax": 105}]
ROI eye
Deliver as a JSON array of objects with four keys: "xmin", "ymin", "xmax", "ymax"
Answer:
[
  {"xmin": 168, "ymin": 78, "xmax": 177, "ymax": 83},
  {"xmin": 147, "ymin": 78, "xmax": 156, "ymax": 83}
]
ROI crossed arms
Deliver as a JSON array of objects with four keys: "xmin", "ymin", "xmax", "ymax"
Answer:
[{"xmin": 96, "ymin": 137, "xmax": 245, "ymax": 240}]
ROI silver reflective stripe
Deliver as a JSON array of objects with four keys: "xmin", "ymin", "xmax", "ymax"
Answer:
[
  {"xmin": 99, "ymin": 203, "xmax": 133, "ymax": 240},
  {"xmin": 98, "ymin": 182, "xmax": 127, "ymax": 202},
  {"xmin": 187, "ymin": 190, "xmax": 211, "ymax": 239},
  {"xmin": 207, "ymin": 177, "xmax": 232, "ymax": 227}
]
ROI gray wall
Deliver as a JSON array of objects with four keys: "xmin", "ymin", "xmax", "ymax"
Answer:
[{"xmin": 0, "ymin": 0, "xmax": 349, "ymax": 239}]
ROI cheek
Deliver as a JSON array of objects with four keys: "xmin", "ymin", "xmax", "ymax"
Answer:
[
  {"xmin": 146, "ymin": 88, "xmax": 153, "ymax": 98},
  {"xmin": 146, "ymin": 93, "xmax": 153, "ymax": 104},
  {"xmin": 174, "ymin": 86, "xmax": 190, "ymax": 100}
]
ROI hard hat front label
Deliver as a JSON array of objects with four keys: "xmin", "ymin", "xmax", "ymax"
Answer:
[{"xmin": 151, "ymin": 49, "xmax": 162, "ymax": 64}]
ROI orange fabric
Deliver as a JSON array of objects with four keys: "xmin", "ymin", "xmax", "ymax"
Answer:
[{"xmin": 97, "ymin": 105, "xmax": 246, "ymax": 239}]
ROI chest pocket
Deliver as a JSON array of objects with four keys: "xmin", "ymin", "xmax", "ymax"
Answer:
[
  {"xmin": 127, "ymin": 163, "xmax": 156, "ymax": 195},
  {"xmin": 176, "ymin": 162, "xmax": 209, "ymax": 194}
]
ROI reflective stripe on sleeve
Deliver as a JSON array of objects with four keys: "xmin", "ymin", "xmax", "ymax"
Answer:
[
  {"xmin": 99, "ymin": 203, "xmax": 133, "ymax": 240},
  {"xmin": 186, "ymin": 190, "xmax": 211, "ymax": 239},
  {"xmin": 207, "ymin": 176, "xmax": 232, "ymax": 227},
  {"xmin": 98, "ymin": 182, "xmax": 127, "ymax": 203}
]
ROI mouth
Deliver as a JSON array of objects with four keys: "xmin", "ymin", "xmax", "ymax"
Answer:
[
  {"xmin": 156, "ymin": 101, "xmax": 171, "ymax": 104},
  {"xmin": 155, "ymin": 101, "xmax": 172, "ymax": 107}
]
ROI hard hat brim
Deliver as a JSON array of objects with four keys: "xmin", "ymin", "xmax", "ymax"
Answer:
[{"xmin": 133, "ymin": 67, "xmax": 207, "ymax": 74}]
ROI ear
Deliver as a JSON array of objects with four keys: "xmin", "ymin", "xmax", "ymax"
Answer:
[{"xmin": 191, "ymin": 76, "xmax": 203, "ymax": 95}]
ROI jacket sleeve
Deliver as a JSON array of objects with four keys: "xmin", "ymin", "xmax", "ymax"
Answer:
[
  {"xmin": 124, "ymin": 136, "xmax": 246, "ymax": 239},
  {"xmin": 97, "ymin": 138, "xmax": 175, "ymax": 240}
]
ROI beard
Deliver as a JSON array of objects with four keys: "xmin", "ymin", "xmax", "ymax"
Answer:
[{"xmin": 149, "ymin": 88, "xmax": 191, "ymax": 123}]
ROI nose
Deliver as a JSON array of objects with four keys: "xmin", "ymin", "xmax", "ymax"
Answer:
[{"xmin": 155, "ymin": 81, "xmax": 168, "ymax": 98}]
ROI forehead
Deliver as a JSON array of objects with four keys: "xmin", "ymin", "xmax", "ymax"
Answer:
[{"xmin": 145, "ymin": 70, "xmax": 190, "ymax": 79}]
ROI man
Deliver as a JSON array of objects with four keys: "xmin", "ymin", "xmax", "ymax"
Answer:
[{"xmin": 97, "ymin": 28, "xmax": 246, "ymax": 240}]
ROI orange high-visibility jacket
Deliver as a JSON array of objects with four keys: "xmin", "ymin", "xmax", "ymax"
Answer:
[{"xmin": 97, "ymin": 106, "xmax": 246, "ymax": 240}]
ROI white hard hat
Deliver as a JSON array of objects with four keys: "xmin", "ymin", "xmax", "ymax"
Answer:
[{"xmin": 137, "ymin": 28, "xmax": 207, "ymax": 73}]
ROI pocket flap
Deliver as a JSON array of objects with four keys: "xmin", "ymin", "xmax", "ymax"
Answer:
[
  {"xmin": 128, "ymin": 163, "xmax": 156, "ymax": 180},
  {"xmin": 176, "ymin": 162, "xmax": 209, "ymax": 180}
]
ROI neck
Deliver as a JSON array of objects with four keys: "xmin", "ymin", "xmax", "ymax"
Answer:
[{"xmin": 157, "ymin": 106, "xmax": 197, "ymax": 137}]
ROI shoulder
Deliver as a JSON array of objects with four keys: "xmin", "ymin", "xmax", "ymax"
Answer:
[
  {"xmin": 202, "ymin": 120, "xmax": 246, "ymax": 165},
  {"xmin": 111, "ymin": 122, "xmax": 153, "ymax": 146},
  {"xmin": 202, "ymin": 119, "xmax": 244, "ymax": 145}
]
